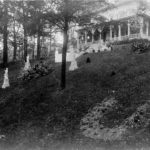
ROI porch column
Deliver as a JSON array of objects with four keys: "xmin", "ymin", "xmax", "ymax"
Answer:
[
  {"xmin": 118, "ymin": 24, "xmax": 121, "ymax": 41},
  {"xmin": 114, "ymin": 30, "xmax": 117, "ymax": 41},
  {"xmin": 98, "ymin": 28, "xmax": 102, "ymax": 43},
  {"xmin": 76, "ymin": 31, "xmax": 80, "ymax": 50},
  {"xmin": 146, "ymin": 21, "xmax": 149, "ymax": 36},
  {"xmin": 85, "ymin": 31, "xmax": 87, "ymax": 44},
  {"xmin": 140, "ymin": 17, "xmax": 144, "ymax": 38},
  {"xmin": 91, "ymin": 28, "xmax": 95, "ymax": 43},
  {"xmin": 128, "ymin": 20, "xmax": 130, "ymax": 37},
  {"xmin": 110, "ymin": 25, "xmax": 112, "ymax": 41}
]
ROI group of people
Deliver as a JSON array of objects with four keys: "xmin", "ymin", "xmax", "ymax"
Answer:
[
  {"xmin": 99, "ymin": 41, "xmax": 113, "ymax": 52},
  {"xmin": 80, "ymin": 40, "xmax": 113, "ymax": 53}
]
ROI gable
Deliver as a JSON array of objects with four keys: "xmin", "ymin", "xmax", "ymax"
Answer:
[{"xmin": 102, "ymin": 1, "xmax": 139, "ymax": 20}]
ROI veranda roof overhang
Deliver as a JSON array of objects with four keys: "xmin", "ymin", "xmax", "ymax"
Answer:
[{"xmin": 78, "ymin": 13, "xmax": 150, "ymax": 34}]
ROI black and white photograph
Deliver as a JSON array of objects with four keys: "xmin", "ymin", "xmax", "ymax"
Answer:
[{"xmin": 0, "ymin": 0, "xmax": 150, "ymax": 149}]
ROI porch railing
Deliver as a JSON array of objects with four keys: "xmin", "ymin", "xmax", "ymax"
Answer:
[
  {"xmin": 79, "ymin": 33, "xmax": 150, "ymax": 49},
  {"xmin": 110, "ymin": 33, "xmax": 148, "ymax": 41},
  {"xmin": 129, "ymin": 33, "xmax": 141, "ymax": 39}
]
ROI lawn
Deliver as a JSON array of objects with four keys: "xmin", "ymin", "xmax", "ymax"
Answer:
[{"xmin": 0, "ymin": 49, "xmax": 150, "ymax": 150}]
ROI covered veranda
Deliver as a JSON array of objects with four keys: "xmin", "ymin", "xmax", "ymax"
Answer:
[{"xmin": 76, "ymin": 14, "xmax": 150, "ymax": 50}]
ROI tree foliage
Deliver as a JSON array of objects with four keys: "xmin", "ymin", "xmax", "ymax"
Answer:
[
  {"xmin": 43, "ymin": 0, "xmax": 110, "ymax": 89},
  {"xmin": 0, "ymin": 0, "xmax": 110, "ymax": 88}
]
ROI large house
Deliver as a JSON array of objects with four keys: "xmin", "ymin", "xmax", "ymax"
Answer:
[{"xmin": 75, "ymin": 0, "xmax": 150, "ymax": 51}]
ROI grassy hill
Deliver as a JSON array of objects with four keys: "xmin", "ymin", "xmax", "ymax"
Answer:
[{"xmin": 0, "ymin": 50, "xmax": 150, "ymax": 149}]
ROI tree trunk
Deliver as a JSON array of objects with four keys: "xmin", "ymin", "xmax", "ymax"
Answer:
[
  {"xmin": 19, "ymin": 43, "xmax": 21, "ymax": 60},
  {"xmin": 61, "ymin": 30, "xmax": 68, "ymax": 89},
  {"xmin": 49, "ymin": 36, "xmax": 51, "ymax": 56},
  {"xmin": 24, "ymin": 26, "xmax": 28, "ymax": 62},
  {"xmin": 37, "ymin": 29, "xmax": 41, "ymax": 60},
  {"xmin": 61, "ymin": 0, "xmax": 69, "ymax": 89},
  {"xmin": 32, "ymin": 36, "xmax": 35, "ymax": 59},
  {"xmin": 3, "ymin": 1, "xmax": 8, "ymax": 68},
  {"xmin": 13, "ymin": 25, "xmax": 17, "ymax": 61}
]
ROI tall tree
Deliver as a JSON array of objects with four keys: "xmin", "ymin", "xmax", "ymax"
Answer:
[
  {"xmin": 45, "ymin": 0, "xmax": 109, "ymax": 89},
  {"xmin": 3, "ymin": 0, "xmax": 9, "ymax": 67},
  {"xmin": 27, "ymin": 0, "xmax": 46, "ymax": 60},
  {"xmin": 0, "ymin": 1, "xmax": 24, "ymax": 64},
  {"xmin": 14, "ymin": 1, "xmax": 31, "ymax": 61},
  {"xmin": 61, "ymin": 0, "xmax": 69, "ymax": 89},
  {"xmin": 9, "ymin": 1, "xmax": 22, "ymax": 61}
]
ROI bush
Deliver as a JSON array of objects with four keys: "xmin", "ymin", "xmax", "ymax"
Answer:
[
  {"xmin": 111, "ymin": 39, "xmax": 150, "ymax": 54},
  {"xmin": 132, "ymin": 39, "xmax": 150, "ymax": 53},
  {"xmin": 112, "ymin": 39, "xmax": 150, "ymax": 47},
  {"xmin": 19, "ymin": 60, "xmax": 54, "ymax": 81},
  {"xmin": 80, "ymin": 97, "xmax": 126, "ymax": 141},
  {"xmin": 111, "ymin": 39, "xmax": 130, "ymax": 45}
]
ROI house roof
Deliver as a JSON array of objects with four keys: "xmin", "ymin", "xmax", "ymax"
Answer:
[{"xmin": 100, "ymin": 0, "xmax": 150, "ymax": 21}]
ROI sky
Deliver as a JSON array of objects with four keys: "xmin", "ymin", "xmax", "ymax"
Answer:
[{"xmin": 108, "ymin": 0, "xmax": 150, "ymax": 4}]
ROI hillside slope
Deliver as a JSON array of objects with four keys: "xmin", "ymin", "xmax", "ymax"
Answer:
[{"xmin": 0, "ymin": 50, "xmax": 150, "ymax": 149}]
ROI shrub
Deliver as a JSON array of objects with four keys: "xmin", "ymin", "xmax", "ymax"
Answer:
[
  {"xmin": 19, "ymin": 60, "xmax": 54, "ymax": 81},
  {"xmin": 80, "ymin": 97, "xmax": 122, "ymax": 141},
  {"xmin": 111, "ymin": 39, "xmax": 150, "ymax": 53},
  {"xmin": 132, "ymin": 39, "xmax": 150, "ymax": 53},
  {"xmin": 112, "ymin": 39, "xmax": 150, "ymax": 47},
  {"xmin": 111, "ymin": 39, "xmax": 130, "ymax": 45}
]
